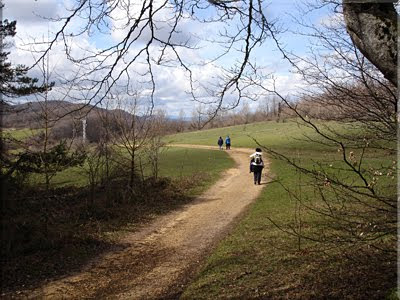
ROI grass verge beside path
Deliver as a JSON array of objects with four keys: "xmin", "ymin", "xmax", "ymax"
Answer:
[
  {"xmin": 30, "ymin": 147, "xmax": 234, "ymax": 192},
  {"xmin": 159, "ymin": 146, "xmax": 235, "ymax": 195},
  {"xmin": 182, "ymin": 159, "xmax": 396, "ymax": 299}
]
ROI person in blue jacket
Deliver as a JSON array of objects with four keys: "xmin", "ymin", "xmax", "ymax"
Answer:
[
  {"xmin": 250, "ymin": 148, "xmax": 264, "ymax": 185},
  {"xmin": 225, "ymin": 135, "xmax": 231, "ymax": 150},
  {"xmin": 217, "ymin": 136, "xmax": 224, "ymax": 150}
]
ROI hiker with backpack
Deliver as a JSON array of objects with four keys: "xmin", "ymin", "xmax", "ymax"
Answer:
[
  {"xmin": 250, "ymin": 148, "xmax": 264, "ymax": 185},
  {"xmin": 225, "ymin": 135, "xmax": 231, "ymax": 150},
  {"xmin": 217, "ymin": 136, "xmax": 224, "ymax": 150}
]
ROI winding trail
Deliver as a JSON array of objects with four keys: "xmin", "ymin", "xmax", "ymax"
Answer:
[{"xmin": 27, "ymin": 145, "xmax": 269, "ymax": 299}]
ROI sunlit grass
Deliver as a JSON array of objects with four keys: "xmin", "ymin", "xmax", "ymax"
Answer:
[
  {"xmin": 3, "ymin": 128, "xmax": 42, "ymax": 141},
  {"xmin": 169, "ymin": 120, "xmax": 396, "ymax": 299},
  {"xmin": 166, "ymin": 119, "xmax": 353, "ymax": 152},
  {"xmin": 30, "ymin": 147, "xmax": 235, "ymax": 196}
]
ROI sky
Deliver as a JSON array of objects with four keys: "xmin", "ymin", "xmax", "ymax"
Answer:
[{"xmin": 3, "ymin": 0, "xmax": 333, "ymax": 117}]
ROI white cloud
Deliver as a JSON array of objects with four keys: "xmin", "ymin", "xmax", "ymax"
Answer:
[
  {"xmin": 319, "ymin": 11, "xmax": 344, "ymax": 28},
  {"xmin": 3, "ymin": 0, "xmax": 325, "ymax": 117},
  {"xmin": 4, "ymin": 0, "xmax": 60, "ymax": 24}
]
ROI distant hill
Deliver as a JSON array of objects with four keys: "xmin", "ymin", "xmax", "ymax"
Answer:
[
  {"xmin": 1, "ymin": 100, "xmax": 194, "ymax": 141},
  {"xmin": 2, "ymin": 100, "xmax": 133, "ymax": 128},
  {"xmin": 1, "ymin": 100, "xmax": 135, "ymax": 142}
]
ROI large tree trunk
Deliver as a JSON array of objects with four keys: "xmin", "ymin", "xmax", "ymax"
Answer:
[{"xmin": 342, "ymin": 0, "xmax": 398, "ymax": 86}]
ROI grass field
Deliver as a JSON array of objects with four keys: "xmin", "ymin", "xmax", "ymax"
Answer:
[
  {"xmin": 158, "ymin": 147, "xmax": 235, "ymax": 195},
  {"xmin": 167, "ymin": 119, "xmax": 350, "ymax": 152},
  {"xmin": 167, "ymin": 120, "xmax": 397, "ymax": 299},
  {"xmin": 3, "ymin": 128, "xmax": 42, "ymax": 141},
  {"xmin": 4, "ymin": 120, "xmax": 396, "ymax": 298}
]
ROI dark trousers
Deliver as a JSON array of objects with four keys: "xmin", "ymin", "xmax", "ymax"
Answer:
[
  {"xmin": 226, "ymin": 143, "xmax": 231, "ymax": 150},
  {"xmin": 253, "ymin": 170, "xmax": 262, "ymax": 184}
]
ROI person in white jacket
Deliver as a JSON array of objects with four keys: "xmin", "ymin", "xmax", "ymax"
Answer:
[{"xmin": 249, "ymin": 148, "xmax": 264, "ymax": 185}]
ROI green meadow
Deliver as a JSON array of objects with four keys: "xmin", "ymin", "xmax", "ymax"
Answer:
[
  {"xmin": 166, "ymin": 120, "xmax": 396, "ymax": 299},
  {"xmin": 3, "ymin": 120, "xmax": 396, "ymax": 297},
  {"xmin": 3, "ymin": 128, "xmax": 42, "ymax": 141},
  {"xmin": 167, "ymin": 119, "xmax": 349, "ymax": 151},
  {"xmin": 158, "ymin": 147, "xmax": 235, "ymax": 195},
  {"xmin": 29, "ymin": 146, "xmax": 235, "ymax": 196}
]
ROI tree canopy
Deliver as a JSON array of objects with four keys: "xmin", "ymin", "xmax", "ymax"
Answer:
[{"xmin": 0, "ymin": 19, "xmax": 52, "ymax": 99}]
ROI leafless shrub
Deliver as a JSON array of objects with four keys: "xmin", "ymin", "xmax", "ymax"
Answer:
[{"xmin": 251, "ymin": 1, "xmax": 397, "ymax": 255}]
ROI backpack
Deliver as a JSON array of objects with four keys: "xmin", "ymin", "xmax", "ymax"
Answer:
[{"xmin": 254, "ymin": 154, "xmax": 261, "ymax": 165}]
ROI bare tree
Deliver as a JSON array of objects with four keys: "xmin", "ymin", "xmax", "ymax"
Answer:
[
  {"xmin": 239, "ymin": 102, "xmax": 251, "ymax": 124},
  {"xmin": 31, "ymin": 47, "xmax": 59, "ymax": 190},
  {"xmin": 251, "ymin": 1, "xmax": 397, "ymax": 255},
  {"xmin": 190, "ymin": 104, "xmax": 206, "ymax": 130},
  {"xmin": 106, "ymin": 92, "xmax": 153, "ymax": 191},
  {"xmin": 176, "ymin": 109, "xmax": 187, "ymax": 133},
  {"xmin": 255, "ymin": 96, "xmax": 270, "ymax": 120},
  {"xmin": 17, "ymin": 0, "xmax": 276, "ymax": 123},
  {"xmin": 146, "ymin": 109, "xmax": 168, "ymax": 181},
  {"xmin": 83, "ymin": 141, "xmax": 108, "ymax": 206},
  {"xmin": 6, "ymin": 0, "xmax": 391, "ymax": 133}
]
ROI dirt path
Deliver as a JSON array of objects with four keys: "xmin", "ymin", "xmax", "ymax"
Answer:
[{"xmin": 26, "ymin": 145, "xmax": 269, "ymax": 299}]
